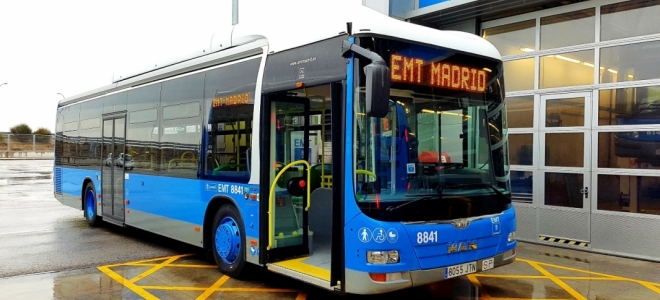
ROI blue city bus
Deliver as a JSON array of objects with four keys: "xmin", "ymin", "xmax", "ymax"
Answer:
[{"xmin": 53, "ymin": 3, "xmax": 515, "ymax": 294}]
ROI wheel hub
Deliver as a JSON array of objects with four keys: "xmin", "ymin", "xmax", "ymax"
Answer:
[
  {"xmin": 86, "ymin": 189, "xmax": 95, "ymax": 219},
  {"xmin": 215, "ymin": 217, "xmax": 240, "ymax": 264}
]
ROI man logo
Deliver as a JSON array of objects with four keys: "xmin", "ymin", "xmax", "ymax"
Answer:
[
  {"xmin": 448, "ymin": 240, "xmax": 478, "ymax": 253},
  {"xmin": 452, "ymin": 218, "xmax": 470, "ymax": 229}
]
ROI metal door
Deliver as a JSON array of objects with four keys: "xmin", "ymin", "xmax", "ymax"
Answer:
[
  {"xmin": 538, "ymin": 92, "xmax": 592, "ymax": 246},
  {"xmin": 101, "ymin": 114, "xmax": 126, "ymax": 222}
]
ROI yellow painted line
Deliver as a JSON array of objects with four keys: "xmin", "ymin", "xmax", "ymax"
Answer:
[
  {"xmin": 474, "ymin": 274, "xmax": 548, "ymax": 279},
  {"xmin": 97, "ymin": 265, "xmax": 158, "ymax": 300},
  {"xmin": 196, "ymin": 275, "xmax": 229, "ymax": 300},
  {"xmin": 518, "ymin": 258, "xmax": 660, "ymax": 296},
  {"xmin": 140, "ymin": 285, "xmax": 302, "ymax": 293},
  {"xmin": 527, "ymin": 261, "xmax": 586, "ymax": 300},
  {"xmin": 640, "ymin": 282, "xmax": 660, "ymax": 295},
  {"xmin": 273, "ymin": 257, "xmax": 331, "ymax": 281},
  {"xmin": 556, "ymin": 276, "xmax": 633, "ymax": 281},
  {"xmin": 129, "ymin": 254, "xmax": 186, "ymax": 283},
  {"xmin": 127, "ymin": 263, "xmax": 217, "ymax": 268},
  {"xmin": 467, "ymin": 274, "xmax": 492, "ymax": 300}
]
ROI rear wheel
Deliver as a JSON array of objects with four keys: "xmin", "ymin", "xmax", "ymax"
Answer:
[
  {"xmin": 211, "ymin": 204, "xmax": 246, "ymax": 278},
  {"xmin": 83, "ymin": 182, "xmax": 100, "ymax": 227}
]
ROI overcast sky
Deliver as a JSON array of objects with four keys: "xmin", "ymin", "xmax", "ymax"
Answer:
[{"xmin": 0, "ymin": 0, "xmax": 233, "ymax": 132}]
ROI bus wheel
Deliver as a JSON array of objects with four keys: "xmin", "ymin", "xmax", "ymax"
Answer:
[
  {"xmin": 84, "ymin": 182, "xmax": 100, "ymax": 227},
  {"xmin": 211, "ymin": 205, "xmax": 246, "ymax": 278}
]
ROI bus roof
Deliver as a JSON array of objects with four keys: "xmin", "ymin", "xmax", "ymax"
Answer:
[{"xmin": 59, "ymin": 0, "xmax": 501, "ymax": 107}]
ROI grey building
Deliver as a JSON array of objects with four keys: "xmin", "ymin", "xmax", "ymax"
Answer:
[{"xmin": 365, "ymin": 0, "xmax": 660, "ymax": 262}]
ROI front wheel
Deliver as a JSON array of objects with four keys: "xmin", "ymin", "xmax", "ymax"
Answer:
[
  {"xmin": 83, "ymin": 182, "xmax": 100, "ymax": 227},
  {"xmin": 211, "ymin": 205, "xmax": 246, "ymax": 278}
]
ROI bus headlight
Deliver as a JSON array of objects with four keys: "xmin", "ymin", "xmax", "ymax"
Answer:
[
  {"xmin": 508, "ymin": 231, "xmax": 516, "ymax": 243},
  {"xmin": 367, "ymin": 250, "xmax": 400, "ymax": 264}
]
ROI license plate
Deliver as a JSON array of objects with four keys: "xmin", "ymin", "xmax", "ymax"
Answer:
[
  {"xmin": 482, "ymin": 258, "xmax": 494, "ymax": 271},
  {"xmin": 444, "ymin": 261, "xmax": 477, "ymax": 279}
]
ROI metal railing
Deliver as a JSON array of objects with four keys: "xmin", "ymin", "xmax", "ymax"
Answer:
[{"xmin": 0, "ymin": 133, "xmax": 54, "ymax": 159}]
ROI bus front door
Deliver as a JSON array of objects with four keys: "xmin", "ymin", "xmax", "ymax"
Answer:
[
  {"xmin": 261, "ymin": 96, "xmax": 311, "ymax": 261},
  {"xmin": 101, "ymin": 114, "xmax": 126, "ymax": 224}
]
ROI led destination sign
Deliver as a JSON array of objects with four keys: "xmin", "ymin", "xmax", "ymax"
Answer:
[
  {"xmin": 213, "ymin": 93, "xmax": 250, "ymax": 108},
  {"xmin": 390, "ymin": 54, "xmax": 488, "ymax": 92}
]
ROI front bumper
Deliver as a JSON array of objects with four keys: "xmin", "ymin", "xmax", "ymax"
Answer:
[{"xmin": 345, "ymin": 248, "xmax": 516, "ymax": 295}]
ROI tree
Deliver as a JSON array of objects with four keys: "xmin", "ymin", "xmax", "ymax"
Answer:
[
  {"xmin": 33, "ymin": 127, "xmax": 52, "ymax": 135},
  {"xmin": 10, "ymin": 123, "xmax": 32, "ymax": 134}
]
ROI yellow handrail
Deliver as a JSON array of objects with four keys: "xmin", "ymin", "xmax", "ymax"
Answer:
[
  {"xmin": 356, "ymin": 169, "xmax": 377, "ymax": 181},
  {"xmin": 267, "ymin": 160, "xmax": 311, "ymax": 250}
]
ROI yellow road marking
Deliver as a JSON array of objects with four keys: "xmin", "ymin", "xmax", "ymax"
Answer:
[
  {"xmin": 141, "ymin": 285, "xmax": 301, "ymax": 293},
  {"xmin": 97, "ymin": 265, "xmax": 158, "ymax": 300},
  {"xmin": 475, "ymin": 274, "xmax": 548, "ymax": 279},
  {"xmin": 467, "ymin": 274, "xmax": 492, "ymax": 300},
  {"xmin": 527, "ymin": 261, "xmax": 586, "ymax": 300},
  {"xmin": 129, "ymin": 254, "xmax": 186, "ymax": 283},
  {"xmin": 517, "ymin": 258, "xmax": 660, "ymax": 288},
  {"xmin": 127, "ymin": 263, "xmax": 217, "ymax": 268},
  {"xmin": 640, "ymin": 282, "xmax": 660, "ymax": 295},
  {"xmin": 196, "ymin": 275, "xmax": 229, "ymax": 300},
  {"xmin": 273, "ymin": 257, "xmax": 331, "ymax": 281}
]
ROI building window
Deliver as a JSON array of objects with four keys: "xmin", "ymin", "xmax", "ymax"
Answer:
[
  {"xmin": 511, "ymin": 171, "xmax": 533, "ymax": 203},
  {"xmin": 597, "ymin": 174, "xmax": 660, "ymax": 216},
  {"xmin": 482, "ymin": 19, "xmax": 536, "ymax": 56},
  {"xmin": 540, "ymin": 8, "xmax": 595, "ymax": 50},
  {"xmin": 598, "ymin": 132, "xmax": 660, "ymax": 169},
  {"xmin": 600, "ymin": 40, "xmax": 660, "ymax": 84},
  {"xmin": 509, "ymin": 134, "xmax": 533, "ymax": 165},
  {"xmin": 504, "ymin": 59, "xmax": 535, "ymax": 91},
  {"xmin": 540, "ymin": 50, "xmax": 595, "ymax": 88},
  {"xmin": 506, "ymin": 95, "xmax": 534, "ymax": 128},
  {"xmin": 598, "ymin": 86, "xmax": 660, "ymax": 126},
  {"xmin": 601, "ymin": 0, "xmax": 660, "ymax": 42}
]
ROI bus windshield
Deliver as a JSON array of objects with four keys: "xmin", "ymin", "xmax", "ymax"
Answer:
[{"xmin": 354, "ymin": 37, "xmax": 511, "ymax": 222}]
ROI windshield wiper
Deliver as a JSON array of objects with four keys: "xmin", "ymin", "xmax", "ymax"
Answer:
[
  {"xmin": 444, "ymin": 183, "xmax": 510, "ymax": 203},
  {"xmin": 385, "ymin": 186, "xmax": 445, "ymax": 213}
]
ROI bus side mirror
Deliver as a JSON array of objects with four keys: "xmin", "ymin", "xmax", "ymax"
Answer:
[{"xmin": 365, "ymin": 62, "xmax": 390, "ymax": 118}]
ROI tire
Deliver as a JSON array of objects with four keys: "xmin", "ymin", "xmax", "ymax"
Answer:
[
  {"xmin": 211, "ymin": 204, "xmax": 246, "ymax": 278},
  {"xmin": 83, "ymin": 182, "xmax": 101, "ymax": 227}
]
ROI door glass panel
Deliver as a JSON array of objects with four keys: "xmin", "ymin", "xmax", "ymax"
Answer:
[
  {"xmin": 102, "ymin": 119, "xmax": 113, "ymax": 215},
  {"xmin": 545, "ymin": 133, "xmax": 584, "ymax": 167},
  {"xmin": 270, "ymin": 100, "xmax": 309, "ymax": 250},
  {"xmin": 597, "ymin": 174, "xmax": 660, "ymax": 215},
  {"xmin": 113, "ymin": 118, "xmax": 125, "ymax": 220},
  {"xmin": 545, "ymin": 172, "xmax": 584, "ymax": 208},
  {"xmin": 546, "ymin": 97, "xmax": 585, "ymax": 127}
]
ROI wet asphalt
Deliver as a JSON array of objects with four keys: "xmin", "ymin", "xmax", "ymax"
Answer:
[
  {"xmin": 2, "ymin": 160, "xmax": 660, "ymax": 299},
  {"xmin": 0, "ymin": 159, "xmax": 192, "ymax": 278}
]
